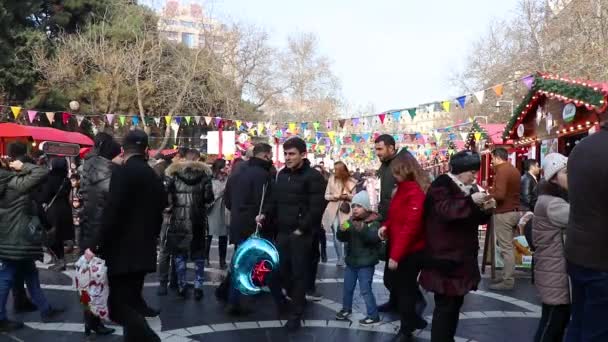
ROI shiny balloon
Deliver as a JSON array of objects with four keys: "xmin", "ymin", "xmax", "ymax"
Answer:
[{"xmin": 231, "ymin": 236, "xmax": 280, "ymax": 296}]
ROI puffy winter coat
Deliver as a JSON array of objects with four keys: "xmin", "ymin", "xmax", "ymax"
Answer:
[
  {"xmin": 165, "ymin": 161, "xmax": 214, "ymax": 256},
  {"xmin": 0, "ymin": 164, "xmax": 49, "ymax": 261},
  {"xmin": 337, "ymin": 213, "xmax": 382, "ymax": 268},
  {"xmin": 532, "ymin": 181, "xmax": 570, "ymax": 305},
  {"xmin": 79, "ymin": 154, "xmax": 115, "ymax": 251},
  {"xmin": 265, "ymin": 159, "xmax": 326, "ymax": 235},
  {"xmin": 382, "ymin": 180, "xmax": 426, "ymax": 262}
]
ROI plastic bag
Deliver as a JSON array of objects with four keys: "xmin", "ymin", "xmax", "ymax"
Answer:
[{"xmin": 74, "ymin": 255, "xmax": 110, "ymax": 320}]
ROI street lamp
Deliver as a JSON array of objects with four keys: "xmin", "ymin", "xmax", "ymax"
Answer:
[{"xmin": 495, "ymin": 100, "xmax": 514, "ymax": 115}]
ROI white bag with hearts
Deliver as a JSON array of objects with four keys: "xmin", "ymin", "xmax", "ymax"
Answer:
[{"xmin": 74, "ymin": 255, "xmax": 110, "ymax": 320}]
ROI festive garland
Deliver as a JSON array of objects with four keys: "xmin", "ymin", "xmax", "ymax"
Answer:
[{"xmin": 503, "ymin": 73, "xmax": 608, "ymax": 139}]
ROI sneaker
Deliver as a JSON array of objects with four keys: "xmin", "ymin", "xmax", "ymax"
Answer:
[
  {"xmin": 0, "ymin": 319, "xmax": 24, "ymax": 332},
  {"xmin": 41, "ymin": 307, "xmax": 65, "ymax": 323},
  {"xmin": 489, "ymin": 282, "xmax": 514, "ymax": 291},
  {"xmin": 359, "ymin": 316, "xmax": 380, "ymax": 326},
  {"xmin": 284, "ymin": 318, "xmax": 301, "ymax": 332},
  {"xmin": 335, "ymin": 309, "xmax": 352, "ymax": 321},
  {"xmin": 305, "ymin": 290, "xmax": 322, "ymax": 302}
]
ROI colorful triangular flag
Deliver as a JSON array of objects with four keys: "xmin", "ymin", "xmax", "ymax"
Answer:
[
  {"xmin": 313, "ymin": 122, "xmax": 320, "ymax": 131},
  {"xmin": 175, "ymin": 117, "xmax": 182, "ymax": 125},
  {"xmin": 10, "ymin": 106, "xmax": 21, "ymax": 119},
  {"xmin": 235, "ymin": 120, "xmax": 242, "ymax": 129},
  {"xmin": 119, "ymin": 115, "xmax": 126, "ymax": 126},
  {"xmin": 76, "ymin": 115, "xmax": 85, "ymax": 126},
  {"xmin": 522, "ymin": 75, "xmax": 535, "ymax": 90},
  {"xmin": 460, "ymin": 132, "xmax": 469, "ymax": 141},
  {"xmin": 154, "ymin": 117, "xmax": 161, "ymax": 127},
  {"xmin": 164, "ymin": 115, "xmax": 172, "ymax": 125},
  {"xmin": 204, "ymin": 116, "xmax": 212, "ymax": 125},
  {"xmin": 246, "ymin": 122, "xmax": 253, "ymax": 129},
  {"xmin": 62, "ymin": 112, "xmax": 70, "ymax": 125},
  {"xmin": 27, "ymin": 110, "xmax": 37, "ymax": 123},
  {"xmin": 45, "ymin": 112, "xmax": 55, "ymax": 124},
  {"xmin": 456, "ymin": 96, "xmax": 467, "ymax": 109},
  {"xmin": 132, "ymin": 116, "xmax": 139, "ymax": 126},
  {"xmin": 441, "ymin": 101, "xmax": 451, "ymax": 113},
  {"xmin": 339, "ymin": 119, "xmax": 346, "ymax": 128},
  {"xmin": 194, "ymin": 116, "xmax": 201, "ymax": 125},
  {"xmin": 106, "ymin": 114, "xmax": 115, "ymax": 125},
  {"xmin": 392, "ymin": 111, "xmax": 401, "ymax": 121},
  {"xmin": 378, "ymin": 113, "xmax": 386, "ymax": 124},
  {"xmin": 185, "ymin": 116, "xmax": 191, "ymax": 125},
  {"xmin": 214, "ymin": 117, "xmax": 221, "ymax": 127},
  {"xmin": 407, "ymin": 108, "xmax": 416, "ymax": 120},
  {"xmin": 493, "ymin": 84, "xmax": 504, "ymax": 97}
]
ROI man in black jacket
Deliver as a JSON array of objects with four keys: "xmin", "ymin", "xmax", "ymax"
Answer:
[
  {"xmin": 520, "ymin": 159, "xmax": 539, "ymax": 211},
  {"xmin": 87, "ymin": 130, "xmax": 167, "ymax": 342},
  {"xmin": 217, "ymin": 143, "xmax": 274, "ymax": 315},
  {"xmin": 259, "ymin": 137, "xmax": 326, "ymax": 331}
]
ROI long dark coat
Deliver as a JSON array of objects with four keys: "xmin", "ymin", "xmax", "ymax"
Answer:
[
  {"xmin": 419, "ymin": 174, "xmax": 491, "ymax": 297},
  {"xmin": 97, "ymin": 155, "xmax": 167, "ymax": 277},
  {"xmin": 39, "ymin": 166, "xmax": 74, "ymax": 242}
]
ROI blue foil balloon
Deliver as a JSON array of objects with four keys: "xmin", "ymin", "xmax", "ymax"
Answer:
[{"xmin": 231, "ymin": 236, "xmax": 280, "ymax": 295}]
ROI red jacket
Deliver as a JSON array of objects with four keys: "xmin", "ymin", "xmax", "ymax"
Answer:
[{"xmin": 383, "ymin": 180, "xmax": 426, "ymax": 262}]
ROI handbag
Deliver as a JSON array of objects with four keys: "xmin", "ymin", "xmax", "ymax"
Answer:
[{"xmin": 339, "ymin": 201, "xmax": 351, "ymax": 214}]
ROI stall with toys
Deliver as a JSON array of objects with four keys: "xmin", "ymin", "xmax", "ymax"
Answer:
[{"xmin": 502, "ymin": 73, "xmax": 608, "ymax": 166}]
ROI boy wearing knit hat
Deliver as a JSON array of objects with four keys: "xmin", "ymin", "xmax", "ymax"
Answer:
[{"xmin": 335, "ymin": 191, "xmax": 382, "ymax": 326}]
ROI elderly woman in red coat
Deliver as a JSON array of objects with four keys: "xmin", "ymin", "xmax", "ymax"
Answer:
[
  {"xmin": 419, "ymin": 151, "xmax": 494, "ymax": 342},
  {"xmin": 378, "ymin": 151, "xmax": 429, "ymax": 342}
]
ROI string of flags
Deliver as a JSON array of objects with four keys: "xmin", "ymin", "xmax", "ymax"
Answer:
[{"xmin": 1, "ymin": 74, "xmax": 534, "ymax": 145}]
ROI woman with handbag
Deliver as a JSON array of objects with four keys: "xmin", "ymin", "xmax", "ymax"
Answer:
[
  {"xmin": 321, "ymin": 161, "xmax": 356, "ymax": 267},
  {"xmin": 205, "ymin": 159, "xmax": 229, "ymax": 269},
  {"xmin": 39, "ymin": 158, "xmax": 74, "ymax": 272}
]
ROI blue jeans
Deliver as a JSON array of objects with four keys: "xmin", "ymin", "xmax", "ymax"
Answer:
[
  {"xmin": 566, "ymin": 262, "xmax": 608, "ymax": 342},
  {"xmin": 173, "ymin": 255, "xmax": 205, "ymax": 290},
  {"xmin": 0, "ymin": 259, "xmax": 51, "ymax": 320},
  {"xmin": 343, "ymin": 265, "xmax": 378, "ymax": 319}
]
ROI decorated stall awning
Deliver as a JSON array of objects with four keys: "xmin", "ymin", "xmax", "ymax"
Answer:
[
  {"xmin": 0, "ymin": 123, "xmax": 93, "ymax": 146},
  {"xmin": 503, "ymin": 73, "xmax": 608, "ymax": 140}
]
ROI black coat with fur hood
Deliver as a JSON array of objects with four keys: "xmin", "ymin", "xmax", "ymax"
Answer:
[{"xmin": 164, "ymin": 161, "xmax": 214, "ymax": 256}]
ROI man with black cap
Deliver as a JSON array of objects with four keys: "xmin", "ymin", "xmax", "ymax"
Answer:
[{"xmin": 85, "ymin": 130, "xmax": 167, "ymax": 342}]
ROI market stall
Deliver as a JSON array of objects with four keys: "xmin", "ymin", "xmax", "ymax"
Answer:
[
  {"xmin": 0, "ymin": 123, "xmax": 93, "ymax": 156},
  {"xmin": 462, "ymin": 120, "xmax": 512, "ymax": 187},
  {"xmin": 502, "ymin": 73, "xmax": 608, "ymax": 164}
]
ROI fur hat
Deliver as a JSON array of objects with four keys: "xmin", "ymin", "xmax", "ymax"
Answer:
[
  {"xmin": 449, "ymin": 151, "xmax": 481, "ymax": 175},
  {"xmin": 542, "ymin": 153, "xmax": 567, "ymax": 181},
  {"xmin": 351, "ymin": 191, "xmax": 371, "ymax": 211}
]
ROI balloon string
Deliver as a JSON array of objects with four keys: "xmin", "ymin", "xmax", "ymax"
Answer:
[{"xmin": 255, "ymin": 183, "xmax": 267, "ymax": 237}]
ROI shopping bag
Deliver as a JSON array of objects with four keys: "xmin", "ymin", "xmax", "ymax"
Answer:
[{"xmin": 74, "ymin": 255, "xmax": 110, "ymax": 320}]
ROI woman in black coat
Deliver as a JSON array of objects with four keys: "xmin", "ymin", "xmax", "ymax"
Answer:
[{"xmin": 39, "ymin": 158, "xmax": 73, "ymax": 271}]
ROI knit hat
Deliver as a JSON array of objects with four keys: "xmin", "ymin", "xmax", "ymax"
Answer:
[
  {"xmin": 449, "ymin": 150, "xmax": 481, "ymax": 175},
  {"xmin": 542, "ymin": 153, "xmax": 567, "ymax": 181},
  {"xmin": 351, "ymin": 191, "xmax": 371, "ymax": 211}
]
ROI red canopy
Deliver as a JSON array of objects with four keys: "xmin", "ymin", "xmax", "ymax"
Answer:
[{"xmin": 0, "ymin": 123, "xmax": 93, "ymax": 146}]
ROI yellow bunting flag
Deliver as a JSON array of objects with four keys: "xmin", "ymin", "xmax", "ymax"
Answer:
[
  {"xmin": 288, "ymin": 122, "xmax": 297, "ymax": 133},
  {"xmin": 10, "ymin": 106, "xmax": 21, "ymax": 119},
  {"xmin": 165, "ymin": 115, "xmax": 172, "ymax": 125},
  {"xmin": 474, "ymin": 132, "xmax": 482, "ymax": 142},
  {"xmin": 235, "ymin": 120, "xmax": 242, "ymax": 128},
  {"xmin": 441, "ymin": 101, "xmax": 451, "ymax": 113},
  {"xmin": 493, "ymin": 84, "xmax": 504, "ymax": 97},
  {"xmin": 328, "ymin": 131, "xmax": 336, "ymax": 141}
]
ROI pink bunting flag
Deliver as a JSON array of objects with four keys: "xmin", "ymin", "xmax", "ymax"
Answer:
[
  {"xmin": 378, "ymin": 113, "xmax": 386, "ymax": 124},
  {"xmin": 62, "ymin": 112, "xmax": 70, "ymax": 125},
  {"xmin": 27, "ymin": 110, "xmax": 37, "ymax": 123},
  {"xmin": 106, "ymin": 114, "xmax": 115, "ymax": 125},
  {"xmin": 522, "ymin": 75, "xmax": 535, "ymax": 90}
]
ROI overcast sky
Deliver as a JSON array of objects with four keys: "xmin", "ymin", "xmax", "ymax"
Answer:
[{"xmin": 188, "ymin": 0, "xmax": 521, "ymax": 113}]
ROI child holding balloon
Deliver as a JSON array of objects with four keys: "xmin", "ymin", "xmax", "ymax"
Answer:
[{"xmin": 335, "ymin": 190, "xmax": 382, "ymax": 326}]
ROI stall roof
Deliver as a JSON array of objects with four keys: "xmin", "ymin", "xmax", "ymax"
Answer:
[
  {"xmin": 0, "ymin": 123, "xmax": 93, "ymax": 146},
  {"xmin": 503, "ymin": 72, "xmax": 608, "ymax": 139},
  {"xmin": 480, "ymin": 124, "xmax": 507, "ymax": 145}
]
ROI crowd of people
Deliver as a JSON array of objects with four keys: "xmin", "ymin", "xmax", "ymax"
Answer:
[{"xmin": 0, "ymin": 120, "xmax": 606, "ymax": 342}]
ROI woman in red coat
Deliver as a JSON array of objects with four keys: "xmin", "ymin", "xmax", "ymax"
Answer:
[
  {"xmin": 378, "ymin": 152, "xmax": 429, "ymax": 342},
  {"xmin": 419, "ymin": 151, "xmax": 493, "ymax": 342}
]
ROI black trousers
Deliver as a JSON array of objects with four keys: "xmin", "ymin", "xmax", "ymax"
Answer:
[
  {"xmin": 108, "ymin": 272, "xmax": 160, "ymax": 342},
  {"xmin": 388, "ymin": 251, "xmax": 425, "ymax": 332},
  {"xmin": 309, "ymin": 228, "xmax": 322, "ymax": 291},
  {"xmin": 431, "ymin": 294, "xmax": 465, "ymax": 342},
  {"xmin": 319, "ymin": 226, "xmax": 327, "ymax": 257},
  {"xmin": 382, "ymin": 241, "xmax": 397, "ymax": 307},
  {"xmin": 276, "ymin": 232, "xmax": 312, "ymax": 319},
  {"xmin": 534, "ymin": 303, "xmax": 570, "ymax": 342},
  {"xmin": 205, "ymin": 235, "xmax": 228, "ymax": 263},
  {"xmin": 50, "ymin": 238, "xmax": 65, "ymax": 260}
]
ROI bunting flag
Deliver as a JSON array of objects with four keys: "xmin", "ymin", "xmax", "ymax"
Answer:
[
  {"xmin": 407, "ymin": 108, "xmax": 417, "ymax": 120},
  {"xmin": 493, "ymin": 84, "xmax": 504, "ymax": 97},
  {"xmin": 10, "ymin": 106, "xmax": 21, "ymax": 119},
  {"xmin": 164, "ymin": 115, "xmax": 172, "ymax": 125},
  {"xmin": 338, "ymin": 119, "xmax": 346, "ymax": 128},
  {"xmin": 27, "ymin": 110, "xmax": 37, "ymax": 123},
  {"xmin": 460, "ymin": 132, "xmax": 469, "ymax": 141},
  {"xmin": 175, "ymin": 117, "xmax": 182, "ymax": 125},
  {"xmin": 522, "ymin": 75, "xmax": 535, "ymax": 90},
  {"xmin": 328, "ymin": 131, "xmax": 336, "ymax": 141},
  {"xmin": 313, "ymin": 121, "xmax": 320, "ymax": 131},
  {"xmin": 288, "ymin": 122, "xmax": 297, "ymax": 133},
  {"xmin": 378, "ymin": 113, "xmax": 386, "ymax": 124},
  {"xmin": 47, "ymin": 112, "xmax": 57, "ymax": 125},
  {"xmin": 119, "ymin": 115, "xmax": 126, "ymax": 126},
  {"xmin": 132, "ymin": 116, "xmax": 139, "ymax": 126},
  {"xmin": 154, "ymin": 117, "xmax": 161, "ymax": 126},
  {"xmin": 257, "ymin": 122, "xmax": 265, "ymax": 133},
  {"xmin": 456, "ymin": 96, "xmax": 467, "ymax": 109},
  {"xmin": 352, "ymin": 118, "xmax": 359, "ymax": 127},
  {"xmin": 214, "ymin": 117, "xmax": 221, "ymax": 127},
  {"xmin": 62, "ymin": 112, "xmax": 70, "ymax": 125},
  {"xmin": 325, "ymin": 120, "xmax": 332, "ymax": 129},
  {"xmin": 235, "ymin": 120, "xmax": 242, "ymax": 129},
  {"xmin": 106, "ymin": 114, "xmax": 115, "ymax": 125},
  {"xmin": 426, "ymin": 104, "xmax": 434, "ymax": 113},
  {"xmin": 246, "ymin": 122, "xmax": 253, "ymax": 129},
  {"xmin": 434, "ymin": 131, "xmax": 442, "ymax": 142},
  {"xmin": 184, "ymin": 116, "xmax": 191, "ymax": 125},
  {"xmin": 441, "ymin": 101, "xmax": 451, "ymax": 113},
  {"xmin": 392, "ymin": 111, "xmax": 401, "ymax": 121},
  {"xmin": 474, "ymin": 90, "xmax": 485, "ymax": 104},
  {"xmin": 300, "ymin": 122, "xmax": 308, "ymax": 131},
  {"xmin": 76, "ymin": 115, "xmax": 85, "ymax": 126},
  {"xmin": 204, "ymin": 116, "xmax": 212, "ymax": 125},
  {"xmin": 194, "ymin": 116, "xmax": 201, "ymax": 125},
  {"xmin": 474, "ymin": 132, "xmax": 482, "ymax": 142}
]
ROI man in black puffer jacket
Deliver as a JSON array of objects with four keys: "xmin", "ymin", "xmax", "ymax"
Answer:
[
  {"xmin": 259, "ymin": 137, "xmax": 326, "ymax": 332},
  {"xmin": 164, "ymin": 149, "xmax": 214, "ymax": 300},
  {"xmin": 79, "ymin": 132, "xmax": 121, "ymax": 336}
]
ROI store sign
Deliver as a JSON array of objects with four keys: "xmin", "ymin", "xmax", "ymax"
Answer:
[
  {"xmin": 517, "ymin": 124, "xmax": 525, "ymax": 138},
  {"xmin": 562, "ymin": 103, "xmax": 576, "ymax": 123},
  {"xmin": 39, "ymin": 141, "xmax": 80, "ymax": 156}
]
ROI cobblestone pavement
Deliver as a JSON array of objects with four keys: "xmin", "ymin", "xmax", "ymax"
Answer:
[{"xmin": 1, "ymin": 236, "xmax": 540, "ymax": 342}]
